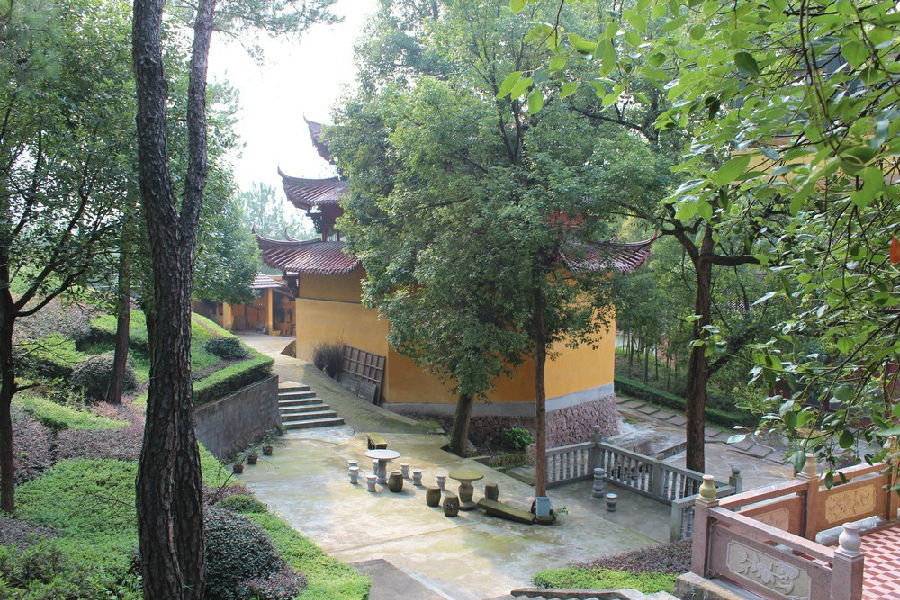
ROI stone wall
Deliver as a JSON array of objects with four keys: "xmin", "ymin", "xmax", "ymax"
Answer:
[
  {"xmin": 432, "ymin": 392, "xmax": 619, "ymax": 448},
  {"xmin": 194, "ymin": 375, "xmax": 280, "ymax": 459}
]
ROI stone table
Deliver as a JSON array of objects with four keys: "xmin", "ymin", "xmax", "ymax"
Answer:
[
  {"xmin": 365, "ymin": 449, "xmax": 401, "ymax": 485},
  {"xmin": 448, "ymin": 469, "xmax": 484, "ymax": 510}
]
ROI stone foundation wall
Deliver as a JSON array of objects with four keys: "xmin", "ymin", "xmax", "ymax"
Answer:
[
  {"xmin": 426, "ymin": 393, "xmax": 619, "ymax": 448},
  {"xmin": 545, "ymin": 393, "xmax": 619, "ymax": 447}
]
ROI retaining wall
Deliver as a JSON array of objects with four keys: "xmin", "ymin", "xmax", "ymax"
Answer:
[{"xmin": 194, "ymin": 374, "xmax": 280, "ymax": 459}]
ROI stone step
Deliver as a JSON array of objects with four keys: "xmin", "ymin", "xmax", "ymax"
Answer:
[
  {"xmin": 278, "ymin": 389, "xmax": 316, "ymax": 400},
  {"xmin": 279, "ymin": 384, "xmax": 310, "ymax": 392},
  {"xmin": 279, "ymin": 403, "xmax": 330, "ymax": 416},
  {"xmin": 278, "ymin": 397, "xmax": 320, "ymax": 407},
  {"xmin": 283, "ymin": 409, "xmax": 338, "ymax": 420},
  {"xmin": 282, "ymin": 416, "xmax": 345, "ymax": 429}
]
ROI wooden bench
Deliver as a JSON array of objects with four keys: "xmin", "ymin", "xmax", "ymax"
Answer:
[
  {"xmin": 367, "ymin": 434, "xmax": 387, "ymax": 450},
  {"xmin": 477, "ymin": 498, "xmax": 535, "ymax": 525}
]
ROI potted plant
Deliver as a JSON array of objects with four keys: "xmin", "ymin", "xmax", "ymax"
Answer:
[
  {"xmin": 232, "ymin": 462, "xmax": 244, "ymax": 474},
  {"xmin": 246, "ymin": 450, "xmax": 258, "ymax": 465},
  {"xmin": 262, "ymin": 443, "xmax": 274, "ymax": 456}
]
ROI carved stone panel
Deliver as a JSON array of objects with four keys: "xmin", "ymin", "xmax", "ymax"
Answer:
[
  {"xmin": 754, "ymin": 507, "xmax": 791, "ymax": 531},
  {"xmin": 824, "ymin": 486, "xmax": 876, "ymax": 525},
  {"xmin": 725, "ymin": 541, "xmax": 812, "ymax": 600}
]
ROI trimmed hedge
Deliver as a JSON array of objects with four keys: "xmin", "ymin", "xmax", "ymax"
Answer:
[
  {"xmin": 16, "ymin": 393, "xmax": 128, "ymax": 431},
  {"xmin": 533, "ymin": 567, "xmax": 677, "ymax": 594},
  {"xmin": 192, "ymin": 355, "xmax": 274, "ymax": 407},
  {"xmin": 615, "ymin": 376, "xmax": 757, "ymax": 428}
]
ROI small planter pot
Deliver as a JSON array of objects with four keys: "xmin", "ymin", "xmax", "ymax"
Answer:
[
  {"xmin": 246, "ymin": 453, "xmax": 258, "ymax": 465},
  {"xmin": 232, "ymin": 463, "xmax": 244, "ymax": 474},
  {"xmin": 262, "ymin": 444, "xmax": 274, "ymax": 456}
]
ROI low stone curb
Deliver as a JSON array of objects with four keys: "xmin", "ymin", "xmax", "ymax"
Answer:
[{"xmin": 509, "ymin": 588, "xmax": 679, "ymax": 600}]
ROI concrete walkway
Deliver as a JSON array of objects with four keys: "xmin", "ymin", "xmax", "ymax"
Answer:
[{"xmin": 237, "ymin": 334, "xmax": 663, "ymax": 600}]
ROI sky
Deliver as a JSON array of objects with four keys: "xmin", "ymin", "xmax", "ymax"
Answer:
[{"xmin": 207, "ymin": 0, "xmax": 377, "ymax": 194}]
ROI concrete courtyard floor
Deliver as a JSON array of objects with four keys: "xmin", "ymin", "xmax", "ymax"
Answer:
[{"xmin": 237, "ymin": 427, "xmax": 663, "ymax": 600}]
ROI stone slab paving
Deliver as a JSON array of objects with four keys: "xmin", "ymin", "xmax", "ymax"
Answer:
[
  {"xmin": 237, "ymin": 429, "xmax": 658, "ymax": 600},
  {"xmin": 350, "ymin": 559, "xmax": 450, "ymax": 600},
  {"xmin": 614, "ymin": 396, "xmax": 793, "ymax": 491}
]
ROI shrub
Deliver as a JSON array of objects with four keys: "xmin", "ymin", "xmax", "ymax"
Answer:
[
  {"xmin": 237, "ymin": 570, "xmax": 306, "ymax": 600},
  {"xmin": 312, "ymin": 342, "xmax": 343, "ymax": 379},
  {"xmin": 219, "ymin": 494, "xmax": 267, "ymax": 514},
  {"xmin": 204, "ymin": 336, "xmax": 250, "ymax": 360},
  {"xmin": 192, "ymin": 355, "xmax": 273, "ymax": 406},
  {"xmin": 501, "ymin": 427, "xmax": 534, "ymax": 451},
  {"xmin": 69, "ymin": 353, "xmax": 136, "ymax": 402},
  {"xmin": 577, "ymin": 540, "xmax": 691, "ymax": 574},
  {"xmin": 204, "ymin": 506, "xmax": 302, "ymax": 600},
  {"xmin": 0, "ymin": 540, "xmax": 100, "ymax": 598},
  {"xmin": 615, "ymin": 376, "xmax": 757, "ymax": 428}
]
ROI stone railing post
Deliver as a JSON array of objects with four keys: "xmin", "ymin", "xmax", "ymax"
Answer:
[
  {"xmin": 797, "ymin": 453, "xmax": 819, "ymax": 539},
  {"xmin": 690, "ymin": 474, "xmax": 719, "ymax": 576},
  {"xmin": 650, "ymin": 460, "xmax": 664, "ymax": 500},
  {"xmin": 729, "ymin": 465, "xmax": 743, "ymax": 494},
  {"xmin": 589, "ymin": 426, "xmax": 603, "ymax": 472},
  {"xmin": 831, "ymin": 523, "xmax": 864, "ymax": 600}
]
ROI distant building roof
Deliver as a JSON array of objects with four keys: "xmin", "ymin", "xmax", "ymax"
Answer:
[
  {"xmin": 560, "ymin": 238, "xmax": 654, "ymax": 274},
  {"xmin": 249, "ymin": 273, "xmax": 288, "ymax": 290},
  {"xmin": 278, "ymin": 172, "xmax": 348, "ymax": 212},
  {"xmin": 256, "ymin": 235, "xmax": 361, "ymax": 276},
  {"xmin": 304, "ymin": 117, "xmax": 334, "ymax": 164}
]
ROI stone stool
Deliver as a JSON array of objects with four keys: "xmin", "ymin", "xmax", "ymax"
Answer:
[
  {"xmin": 426, "ymin": 486, "xmax": 441, "ymax": 507},
  {"xmin": 388, "ymin": 470, "xmax": 403, "ymax": 492},
  {"xmin": 412, "ymin": 469, "xmax": 423, "ymax": 486},
  {"xmin": 400, "ymin": 463, "xmax": 410, "ymax": 479},
  {"xmin": 366, "ymin": 474, "xmax": 377, "ymax": 492},
  {"xmin": 484, "ymin": 482, "xmax": 499, "ymax": 501},
  {"xmin": 347, "ymin": 459, "xmax": 359, "ymax": 470},
  {"xmin": 348, "ymin": 466, "xmax": 359, "ymax": 484},
  {"xmin": 443, "ymin": 493, "xmax": 460, "ymax": 517},
  {"xmin": 435, "ymin": 473, "xmax": 447, "ymax": 490},
  {"xmin": 372, "ymin": 459, "xmax": 380, "ymax": 476},
  {"xmin": 606, "ymin": 492, "xmax": 617, "ymax": 512}
]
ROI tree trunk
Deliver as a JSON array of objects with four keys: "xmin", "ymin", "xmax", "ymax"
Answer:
[
  {"xmin": 685, "ymin": 238, "xmax": 714, "ymax": 473},
  {"xmin": 449, "ymin": 392, "xmax": 473, "ymax": 456},
  {"xmin": 643, "ymin": 343, "xmax": 649, "ymax": 383},
  {"xmin": 533, "ymin": 283, "xmax": 548, "ymax": 499},
  {"xmin": 105, "ymin": 236, "xmax": 131, "ymax": 404},
  {"xmin": 132, "ymin": 0, "xmax": 215, "ymax": 596},
  {"xmin": 0, "ymin": 292, "xmax": 15, "ymax": 514}
]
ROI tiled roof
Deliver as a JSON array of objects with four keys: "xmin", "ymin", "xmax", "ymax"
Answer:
[
  {"xmin": 249, "ymin": 273, "xmax": 287, "ymax": 290},
  {"xmin": 279, "ymin": 171, "xmax": 348, "ymax": 211},
  {"xmin": 560, "ymin": 237, "xmax": 654, "ymax": 274},
  {"xmin": 304, "ymin": 117, "xmax": 334, "ymax": 164},
  {"xmin": 256, "ymin": 235, "xmax": 360, "ymax": 276}
]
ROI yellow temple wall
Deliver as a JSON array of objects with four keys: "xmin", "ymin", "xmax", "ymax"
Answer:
[{"xmin": 293, "ymin": 269, "xmax": 389, "ymax": 362}]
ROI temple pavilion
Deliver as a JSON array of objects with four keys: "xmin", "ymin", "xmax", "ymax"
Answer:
[{"xmin": 255, "ymin": 119, "xmax": 653, "ymax": 446}]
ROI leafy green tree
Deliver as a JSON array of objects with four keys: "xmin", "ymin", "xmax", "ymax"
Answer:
[
  {"xmin": 515, "ymin": 0, "xmax": 899, "ymax": 474},
  {"xmin": 0, "ymin": 0, "xmax": 134, "ymax": 512},
  {"xmin": 238, "ymin": 181, "xmax": 314, "ymax": 240},
  {"xmin": 334, "ymin": 0, "xmax": 626, "ymax": 494}
]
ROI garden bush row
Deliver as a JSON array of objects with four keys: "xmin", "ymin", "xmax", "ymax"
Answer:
[
  {"xmin": 192, "ymin": 354, "xmax": 274, "ymax": 407},
  {"xmin": 615, "ymin": 376, "xmax": 757, "ymax": 429}
]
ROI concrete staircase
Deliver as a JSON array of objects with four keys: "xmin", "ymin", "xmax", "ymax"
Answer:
[{"xmin": 278, "ymin": 384, "xmax": 344, "ymax": 430}]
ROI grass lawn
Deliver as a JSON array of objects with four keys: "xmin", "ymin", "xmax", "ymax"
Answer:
[
  {"xmin": 15, "ymin": 392, "xmax": 128, "ymax": 430},
  {"xmin": 533, "ymin": 566, "xmax": 677, "ymax": 594}
]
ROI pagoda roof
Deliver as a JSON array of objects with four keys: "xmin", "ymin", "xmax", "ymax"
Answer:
[
  {"xmin": 278, "ymin": 171, "xmax": 348, "ymax": 212},
  {"xmin": 256, "ymin": 235, "xmax": 360, "ymax": 276},
  {"xmin": 249, "ymin": 273, "xmax": 288, "ymax": 290},
  {"xmin": 304, "ymin": 117, "xmax": 334, "ymax": 164},
  {"xmin": 561, "ymin": 237, "xmax": 655, "ymax": 274}
]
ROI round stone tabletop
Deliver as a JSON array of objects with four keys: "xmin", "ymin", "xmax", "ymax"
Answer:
[
  {"xmin": 365, "ymin": 449, "xmax": 400, "ymax": 461},
  {"xmin": 448, "ymin": 469, "xmax": 484, "ymax": 482}
]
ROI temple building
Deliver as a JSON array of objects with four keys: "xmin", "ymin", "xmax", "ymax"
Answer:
[{"xmin": 255, "ymin": 119, "xmax": 653, "ymax": 446}]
